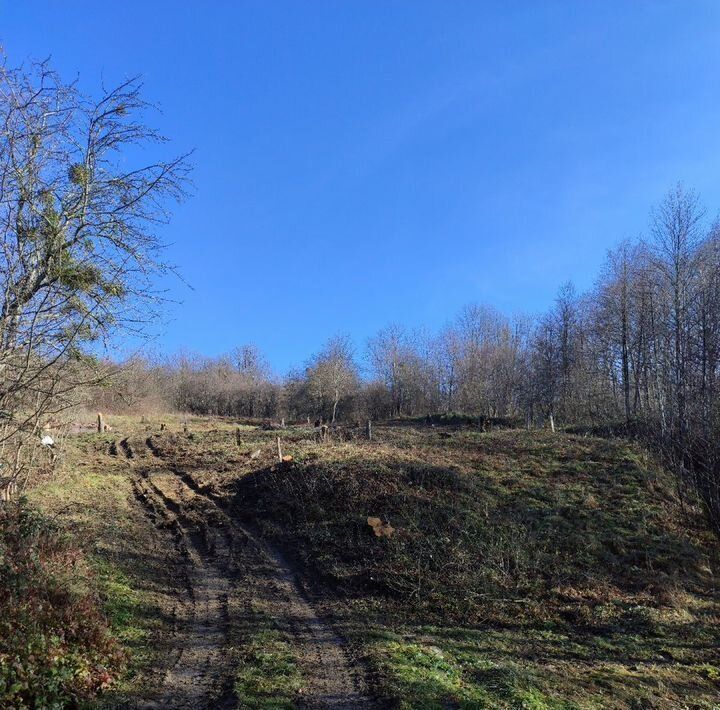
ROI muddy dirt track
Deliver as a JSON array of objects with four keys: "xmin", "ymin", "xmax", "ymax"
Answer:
[{"xmin": 117, "ymin": 435, "xmax": 375, "ymax": 709}]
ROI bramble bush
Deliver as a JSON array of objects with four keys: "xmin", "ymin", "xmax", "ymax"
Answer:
[{"xmin": 0, "ymin": 500, "xmax": 125, "ymax": 708}]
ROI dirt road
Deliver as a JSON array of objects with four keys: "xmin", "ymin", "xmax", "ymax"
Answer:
[{"xmin": 122, "ymin": 435, "xmax": 374, "ymax": 709}]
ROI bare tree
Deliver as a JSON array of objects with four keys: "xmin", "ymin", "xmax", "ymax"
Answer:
[
  {"xmin": 0, "ymin": 57, "xmax": 190, "ymax": 483},
  {"xmin": 596, "ymin": 240, "xmax": 644, "ymax": 423},
  {"xmin": 306, "ymin": 335, "xmax": 358, "ymax": 423},
  {"xmin": 366, "ymin": 325, "xmax": 433, "ymax": 417},
  {"xmin": 430, "ymin": 325, "xmax": 461, "ymax": 413},
  {"xmin": 648, "ymin": 184, "xmax": 704, "ymax": 441}
]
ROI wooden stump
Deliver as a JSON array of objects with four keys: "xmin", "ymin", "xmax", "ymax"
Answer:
[{"xmin": 97, "ymin": 412, "xmax": 104, "ymax": 433}]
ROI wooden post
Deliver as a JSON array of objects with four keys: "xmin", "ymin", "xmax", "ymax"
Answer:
[
  {"xmin": 277, "ymin": 436, "xmax": 283, "ymax": 462},
  {"xmin": 183, "ymin": 420, "xmax": 188, "ymax": 434},
  {"xmin": 1, "ymin": 477, "xmax": 17, "ymax": 502},
  {"xmin": 97, "ymin": 412, "xmax": 104, "ymax": 433},
  {"xmin": 235, "ymin": 427, "xmax": 242, "ymax": 447},
  {"xmin": 281, "ymin": 417, "xmax": 285, "ymax": 428},
  {"xmin": 366, "ymin": 419, "xmax": 372, "ymax": 441},
  {"xmin": 549, "ymin": 413, "xmax": 555, "ymax": 433}
]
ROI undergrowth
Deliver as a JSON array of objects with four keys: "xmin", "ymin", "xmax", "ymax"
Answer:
[{"xmin": 0, "ymin": 499, "xmax": 125, "ymax": 709}]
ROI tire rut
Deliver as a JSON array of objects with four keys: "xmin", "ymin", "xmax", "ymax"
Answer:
[
  {"xmin": 131, "ymin": 456, "xmax": 236, "ymax": 708},
  {"xmin": 131, "ymin": 434, "xmax": 376, "ymax": 709},
  {"xmin": 160, "ymin": 461, "xmax": 375, "ymax": 708}
]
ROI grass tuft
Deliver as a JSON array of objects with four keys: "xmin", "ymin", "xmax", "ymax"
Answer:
[{"xmin": 235, "ymin": 629, "xmax": 303, "ymax": 709}]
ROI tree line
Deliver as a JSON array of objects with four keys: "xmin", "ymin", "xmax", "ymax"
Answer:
[
  {"xmin": 99, "ymin": 183, "xmax": 718, "ymax": 437},
  {"xmin": 90, "ymin": 184, "xmax": 720, "ymax": 530}
]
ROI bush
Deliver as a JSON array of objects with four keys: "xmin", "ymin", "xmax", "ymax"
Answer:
[{"xmin": 0, "ymin": 500, "xmax": 125, "ymax": 708}]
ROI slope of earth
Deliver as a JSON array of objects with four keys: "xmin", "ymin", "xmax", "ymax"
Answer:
[{"xmin": 146, "ymin": 420, "xmax": 720, "ymax": 709}]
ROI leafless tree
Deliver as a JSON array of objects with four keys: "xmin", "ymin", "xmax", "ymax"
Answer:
[
  {"xmin": 0, "ymin": 57, "xmax": 190, "ymax": 483},
  {"xmin": 648, "ymin": 185, "xmax": 704, "ymax": 440},
  {"xmin": 366, "ymin": 325, "xmax": 435, "ymax": 417},
  {"xmin": 302, "ymin": 335, "xmax": 359, "ymax": 423}
]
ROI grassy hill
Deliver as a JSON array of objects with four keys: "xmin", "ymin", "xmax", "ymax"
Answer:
[
  {"xmin": 148, "ymin": 420, "xmax": 720, "ymax": 708},
  {"xmin": 22, "ymin": 417, "xmax": 720, "ymax": 708}
]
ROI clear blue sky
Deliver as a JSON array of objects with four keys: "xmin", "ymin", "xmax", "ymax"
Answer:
[{"xmin": 3, "ymin": 2, "xmax": 720, "ymax": 372}]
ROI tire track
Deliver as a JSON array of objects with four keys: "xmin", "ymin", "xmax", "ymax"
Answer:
[
  {"xmin": 130, "ymin": 449, "xmax": 236, "ymax": 708},
  {"xmin": 148, "ymin": 435, "xmax": 377, "ymax": 709}
]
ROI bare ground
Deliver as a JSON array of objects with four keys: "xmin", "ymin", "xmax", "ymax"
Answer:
[{"xmin": 120, "ymin": 435, "xmax": 375, "ymax": 709}]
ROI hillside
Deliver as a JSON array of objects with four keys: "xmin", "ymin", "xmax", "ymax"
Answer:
[{"xmin": 27, "ymin": 418, "xmax": 720, "ymax": 708}]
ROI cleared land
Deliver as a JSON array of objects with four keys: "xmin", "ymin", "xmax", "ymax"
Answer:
[{"xmin": 31, "ymin": 416, "xmax": 720, "ymax": 708}]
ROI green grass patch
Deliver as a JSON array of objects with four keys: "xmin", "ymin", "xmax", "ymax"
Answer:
[
  {"xmin": 27, "ymin": 435, "xmax": 176, "ymax": 706},
  {"xmin": 369, "ymin": 635, "xmax": 571, "ymax": 709},
  {"xmin": 235, "ymin": 630, "xmax": 303, "ymax": 709},
  {"xmin": 208, "ymin": 426, "xmax": 720, "ymax": 708},
  {"xmin": 93, "ymin": 558, "xmax": 150, "ymax": 651}
]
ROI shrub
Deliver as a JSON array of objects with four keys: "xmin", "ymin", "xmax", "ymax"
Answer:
[{"xmin": 0, "ymin": 500, "xmax": 125, "ymax": 708}]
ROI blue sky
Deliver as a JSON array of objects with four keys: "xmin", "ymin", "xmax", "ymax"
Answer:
[{"xmin": 3, "ymin": 2, "xmax": 720, "ymax": 372}]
